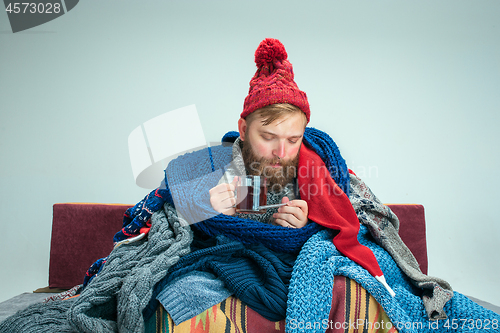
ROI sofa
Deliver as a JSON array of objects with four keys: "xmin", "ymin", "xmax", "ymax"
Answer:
[
  {"xmin": 1, "ymin": 202, "xmax": 498, "ymax": 326},
  {"xmin": 48, "ymin": 203, "xmax": 429, "ymax": 289}
]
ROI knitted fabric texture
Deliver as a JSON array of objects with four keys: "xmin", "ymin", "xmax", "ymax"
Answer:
[
  {"xmin": 145, "ymin": 233, "xmax": 296, "ymax": 322},
  {"xmin": 0, "ymin": 298, "xmax": 78, "ymax": 333},
  {"xmin": 80, "ymin": 126, "xmax": 455, "ymax": 322},
  {"xmin": 0, "ymin": 202, "xmax": 193, "ymax": 333},
  {"xmin": 287, "ymin": 228, "xmax": 500, "ymax": 333},
  {"xmin": 155, "ymin": 271, "xmax": 232, "ymax": 325},
  {"xmin": 4, "ymin": 128, "xmax": 495, "ymax": 332},
  {"xmin": 72, "ymin": 203, "xmax": 192, "ymax": 332},
  {"xmin": 298, "ymin": 142, "xmax": 383, "ymax": 278},
  {"xmin": 348, "ymin": 172, "xmax": 454, "ymax": 320},
  {"xmin": 241, "ymin": 38, "xmax": 310, "ymax": 121}
]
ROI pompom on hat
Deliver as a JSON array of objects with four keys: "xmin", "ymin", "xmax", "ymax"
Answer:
[{"xmin": 241, "ymin": 38, "xmax": 310, "ymax": 122}]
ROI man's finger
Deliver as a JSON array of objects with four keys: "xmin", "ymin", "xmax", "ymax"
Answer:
[
  {"xmin": 222, "ymin": 207, "xmax": 236, "ymax": 216},
  {"xmin": 277, "ymin": 204, "xmax": 302, "ymax": 217},
  {"xmin": 283, "ymin": 200, "xmax": 308, "ymax": 219},
  {"xmin": 224, "ymin": 176, "xmax": 238, "ymax": 192},
  {"xmin": 223, "ymin": 196, "xmax": 236, "ymax": 207},
  {"xmin": 274, "ymin": 218, "xmax": 296, "ymax": 228},
  {"xmin": 274, "ymin": 212, "xmax": 299, "ymax": 225},
  {"xmin": 210, "ymin": 183, "xmax": 229, "ymax": 195}
]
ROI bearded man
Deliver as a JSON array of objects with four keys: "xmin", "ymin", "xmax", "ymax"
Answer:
[
  {"xmin": 210, "ymin": 103, "xmax": 309, "ymax": 229},
  {"xmin": 12, "ymin": 38, "xmax": 497, "ymax": 333},
  {"xmin": 75, "ymin": 38, "xmax": 459, "ymax": 331},
  {"xmin": 206, "ymin": 37, "xmax": 406, "ymax": 296}
]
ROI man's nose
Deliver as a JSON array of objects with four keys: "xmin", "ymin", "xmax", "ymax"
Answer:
[{"xmin": 273, "ymin": 141, "xmax": 286, "ymax": 159}]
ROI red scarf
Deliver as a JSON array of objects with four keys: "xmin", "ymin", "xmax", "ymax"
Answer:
[{"xmin": 297, "ymin": 143, "xmax": 383, "ymax": 278}]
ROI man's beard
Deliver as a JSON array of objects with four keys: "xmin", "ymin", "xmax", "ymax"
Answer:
[{"xmin": 241, "ymin": 138, "xmax": 300, "ymax": 193}]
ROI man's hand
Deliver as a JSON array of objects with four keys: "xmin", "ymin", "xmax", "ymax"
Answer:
[
  {"xmin": 273, "ymin": 197, "xmax": 308, "ymax": 228},
  {"xmin": 209, "ymin": 177, "xmax": 238, "ymax": 215}
]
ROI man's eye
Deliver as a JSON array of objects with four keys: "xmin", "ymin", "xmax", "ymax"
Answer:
[
  {"xmin": 262, "ymin": 136, "xmax": 272, "ymax": 141},
  {"xmin": 289, "ymin": 139, "xmax": 298, "ymax": 144}
]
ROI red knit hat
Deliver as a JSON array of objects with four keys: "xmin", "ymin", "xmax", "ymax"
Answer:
[{"xmin": 241, "ymin": 38, "xmax": 310, "ymax": 122}]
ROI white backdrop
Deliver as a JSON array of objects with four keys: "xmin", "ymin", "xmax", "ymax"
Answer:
[{"xmin": 1, "ymin": 0, "xmax": 499, "ymax": 306}]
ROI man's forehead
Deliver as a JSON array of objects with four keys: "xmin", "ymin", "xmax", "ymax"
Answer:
[{"xmin": 258, "ymin": 128, "xmax": 304, "ymax": 139}]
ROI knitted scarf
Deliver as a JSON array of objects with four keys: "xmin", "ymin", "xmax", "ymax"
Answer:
[{"xmin": 298, "ymin": 142, "xmax": 383, "ymax": 278}]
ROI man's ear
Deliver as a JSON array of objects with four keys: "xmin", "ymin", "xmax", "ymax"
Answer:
[{"xmin": 238, "ymin": 118, "xmax": 247, "ymax": 141}]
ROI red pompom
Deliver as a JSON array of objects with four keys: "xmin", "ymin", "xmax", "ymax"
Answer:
[{"xmin": 254, "ymin": 38, "xmax": 288, "ymax": 68}]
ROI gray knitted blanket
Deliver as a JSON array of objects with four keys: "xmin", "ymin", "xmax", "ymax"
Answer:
[{"xmin": 0, "ymin": 202, "xmax": 193, "ymax": 333}]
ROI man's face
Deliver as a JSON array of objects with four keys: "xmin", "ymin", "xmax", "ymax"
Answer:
[{"xmin": 238, "ymin": 112, "xmax": 306, "ymax": 192}]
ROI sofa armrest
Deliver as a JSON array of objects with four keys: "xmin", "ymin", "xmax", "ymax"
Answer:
[
  {"xmin": 386, "ymin": 204, "xmax": 428, "ymax": 274},
  {"xmin": 48, "ymin": 203, "xmax": 132, "ymax": 289}
]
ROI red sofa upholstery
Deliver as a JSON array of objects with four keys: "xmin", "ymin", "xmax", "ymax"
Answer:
[
  {"xmin": 48, "ymin": 203, "xmax": 428, "ymax": 290},
  {"xmin": 48, "ymin": 203, "xmax": 133, "ymax": 289}
]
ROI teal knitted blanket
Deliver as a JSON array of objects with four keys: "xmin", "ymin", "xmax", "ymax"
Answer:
[{"xmin": 287, "ymin": 227, "xmax": 500, "ymax": 333}]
